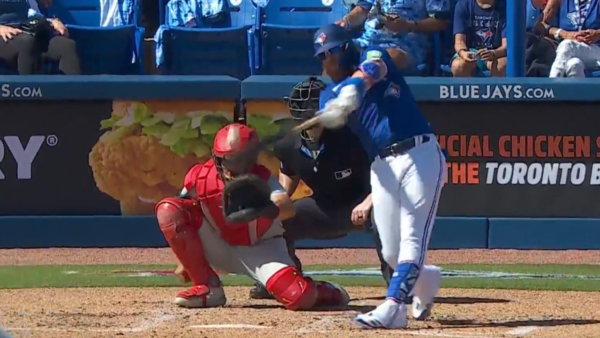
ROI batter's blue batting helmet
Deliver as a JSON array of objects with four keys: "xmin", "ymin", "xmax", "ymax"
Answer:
[{"xmin": 313, "ymin": 24, "xmax": 353, "ymax": 57}]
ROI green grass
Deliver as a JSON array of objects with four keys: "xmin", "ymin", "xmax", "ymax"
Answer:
[
  {"xmin": 0, "ymin": 264, "xmax": 599, "ymax": 291},
  {"xmin": 441, "ymin": 264, "xmax": 600, "ymax": 276}
]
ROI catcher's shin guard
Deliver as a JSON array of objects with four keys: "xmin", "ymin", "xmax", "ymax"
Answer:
[
  {"xmin": 156, "ymin": 197, "xmax": 224, "ymax": 308},
  {"xmin": 265, "ymin": 266, "xmax": 350, "ymax": 310}
]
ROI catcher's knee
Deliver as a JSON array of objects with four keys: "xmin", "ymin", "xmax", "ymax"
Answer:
[
  {"xmin": 265, "ymin": 266, "xmax": 317, "ymax": 310},
  {"xmin": 156, "ymin": 197, "xmax": 203, "ymax": 237}
]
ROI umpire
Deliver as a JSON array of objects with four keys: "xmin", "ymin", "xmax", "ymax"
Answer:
[{"xmin": 250, "ymin": 77, "xmax": 393, "ymax": 299}]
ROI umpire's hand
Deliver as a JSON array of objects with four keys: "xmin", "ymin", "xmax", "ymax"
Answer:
[{"xmin": 351, "ymin": 197, "xmax": 373, "ymax": 226}]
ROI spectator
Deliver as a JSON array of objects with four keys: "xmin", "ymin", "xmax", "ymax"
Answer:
[
  {"xmin": 0, "ymin": 0, "xmax": 80, "ymax": 74},
  {"xmin": 545, "ymin": 0, "xmax": 600, "ymax": 78},
  {"xmin": 451, "ymin": 0, "xmax": 507, "ymax": 77},
  {"xmin": 337, "ymin": 0, "xmax": 450, "ymax": 74},
  {"xmin": 526, "ymin": 0, "xmax": 558, "ymax": 76}
]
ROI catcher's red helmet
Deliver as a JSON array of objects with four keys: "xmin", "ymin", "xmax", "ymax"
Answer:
[
  {"xmin": 213, "ymin": 123, "xmax": 258, "ymax": 157},
  {"xmin": 212, "ymin": 123, "xmax": 260, "ymax": 177}
]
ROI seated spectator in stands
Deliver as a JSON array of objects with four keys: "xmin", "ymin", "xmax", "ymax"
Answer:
[
  {"xmin": 544, "ymin": 0, "xmax": 600, "ymax": 78},
  {"xmin": 451, "ymin": 0, "xmax": 507, "ymax": 77},
  {"xmin": 0, "ymin": 0, "xmax": 80, "ymax": 74},
  {"xmin": 526, "ymin": 0, "xmax": 558, "ymax": 76},
  {"xmin": 336, "ymin": 0, "xmax": 450, "ymax": 74}
]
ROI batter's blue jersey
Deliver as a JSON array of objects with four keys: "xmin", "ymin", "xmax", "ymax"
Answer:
[{"xmin": 320, "ymin": 46, "xmax": 432, "ymax": 160}]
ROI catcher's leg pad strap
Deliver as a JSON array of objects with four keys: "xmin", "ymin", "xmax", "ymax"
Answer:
[
  {"xmin": 265, "ymin": 266, "xmax": 317, "ymax": 310},
  {"xmin": 156, "ymin": 197, "xmax": 217, "ymax": 286},
  {"xmin": 387, "ymin": 262, "xmax": 420, "ymax": 303}
]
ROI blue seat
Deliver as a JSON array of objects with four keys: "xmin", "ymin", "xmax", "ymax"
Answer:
[
  {"xmin": 257, "ymin": 0, "xmax": 347, "ymax": 75},
  {"xmin": 160, "ymin": 0, "xmax": 257, "ymax": 78},
  {"xmin": 47, "ymin": 0, "xmax": 144, "ymax": 74}
]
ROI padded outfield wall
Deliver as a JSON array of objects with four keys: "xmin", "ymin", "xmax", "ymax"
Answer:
[{"xmin": 1, "ymin": 75, "xmax": 599, "ymax": 249}]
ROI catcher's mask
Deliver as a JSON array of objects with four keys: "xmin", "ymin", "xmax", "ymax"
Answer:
[
  {"xmin": 283, "ymin": 77, "xmax": 326, "ymax": 143},
  {"xmin": 283, "ymin": 77, "xmax": 325, "ymax": 121},
  {"xmin": 212, "ymin": 123, "xmax": 260, "ymax": 180}
]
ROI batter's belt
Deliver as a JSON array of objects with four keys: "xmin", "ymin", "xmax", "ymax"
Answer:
[{"xmin": 379, "ymin": 135, "xmax": 431, "ymax": 158}]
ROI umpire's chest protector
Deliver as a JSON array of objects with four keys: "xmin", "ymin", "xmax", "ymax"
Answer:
[{"xmin": 187, "ymin": 160, "xmax": 273, "ymax": 246}]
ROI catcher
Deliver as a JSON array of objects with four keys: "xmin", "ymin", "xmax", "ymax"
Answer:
[{"xmin": 155, "ymin": 123, "xmax": 350, "ymax": 310}]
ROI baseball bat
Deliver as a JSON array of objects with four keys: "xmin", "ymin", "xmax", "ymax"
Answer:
[
  {"xmin": 231, "ymin": 114, "xmax": 323, "ymax": 161},
  {"xmin": 259, "ymin": 114, "xmax": 322, "ymax": 148}
]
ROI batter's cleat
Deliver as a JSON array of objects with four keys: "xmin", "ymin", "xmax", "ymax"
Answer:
[
  {"xmin": 249, "ymin": 282, "xmax": 274, "ymax": 300},
  {"xmin": 354, "ymin": 299, "xmax": 408, "ymax": 329},
  {"xmin": 411, "ymin": 297, "xmax": 434, "ymax": 321},
  {"xmin": 174, "ymin": 285, "xmax": 227, "ymax": 308},
  {"xmin": 314, "ymin": 281, "xmax": 351, "ymax": 308}
]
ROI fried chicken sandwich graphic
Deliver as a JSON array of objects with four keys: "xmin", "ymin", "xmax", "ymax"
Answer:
[{"xmin": 89, "ymin": 101, "xmax": 232, "ymax": 215}]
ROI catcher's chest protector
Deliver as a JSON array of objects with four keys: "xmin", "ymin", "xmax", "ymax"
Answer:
[{"xmin": 194, "ymin": 161, "xmax": 272, "ymax": 246}]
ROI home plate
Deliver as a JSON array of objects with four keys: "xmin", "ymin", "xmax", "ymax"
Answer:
[{"xmin": 189, "ymin": 324, "xmax": 272, "ymax": 329}]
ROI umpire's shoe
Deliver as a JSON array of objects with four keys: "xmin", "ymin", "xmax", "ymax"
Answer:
[{"xmin": 249, "ymin": 282, "xmax": 274, "ymax": 299}]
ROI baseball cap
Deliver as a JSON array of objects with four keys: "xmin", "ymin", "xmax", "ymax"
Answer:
[{"xmin": 313, "ymin": 24, "xmax": 353, "ymax": 56}]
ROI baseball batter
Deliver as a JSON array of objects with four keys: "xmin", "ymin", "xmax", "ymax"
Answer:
[
  {"xmin": 155, "ymin": 123, "xmax": 350, "ymax": 311},
  {"xmin": 313, "ymin": 24, "xmax": 446, "ymax": 329}
]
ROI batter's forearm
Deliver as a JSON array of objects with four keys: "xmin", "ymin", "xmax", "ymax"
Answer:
[{"xmin": 352, "ymin": 58, "xmax": 388, "ymax": 91}]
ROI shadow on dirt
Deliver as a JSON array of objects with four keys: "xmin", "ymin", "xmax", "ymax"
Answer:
[
  {"xmin": 437, "ymin": 318, "xmax": 600, "ymax": 328},
  {"xmin": 241, "ymin": 304, "xmax": 376, "ymax": 313},
  {"xmin": 357, "ymin": 296, "xmax": 510, "ymax": 304}
]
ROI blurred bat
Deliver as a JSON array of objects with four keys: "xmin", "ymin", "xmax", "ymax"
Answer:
[
  {"xmin": 257, "ymin": 114, "xmax": 322, "ymax": 150},
  {"xmin": 230, "ymin": 114, "xmax": 323, "ymax": 162}
]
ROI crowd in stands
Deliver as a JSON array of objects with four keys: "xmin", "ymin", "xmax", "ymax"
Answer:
[{"xmin": 0, "ymin": 0, "xmax": 598, "ymax": 78}]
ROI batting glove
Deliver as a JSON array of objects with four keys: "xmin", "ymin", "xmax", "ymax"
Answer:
[{"xmin": 318, "ymin": 85, "xmax": 360, "ymax": 129}]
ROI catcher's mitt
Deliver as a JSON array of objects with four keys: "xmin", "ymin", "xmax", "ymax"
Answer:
[{"xmin": 222, "ymin": 174, "xmax": 279, "ymax": 223}]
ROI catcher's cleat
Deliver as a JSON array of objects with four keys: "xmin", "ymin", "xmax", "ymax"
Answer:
[
  {"xmin": 249, "ymin": 283, "xmax": 275, "ymax": 300},
  {"xmin": 314, "ymin": 281, "xmax": 350, "ymax": 308},
  {"xmin": 174, "ymin": 285, "xmax": 227, "ymax": 308}
]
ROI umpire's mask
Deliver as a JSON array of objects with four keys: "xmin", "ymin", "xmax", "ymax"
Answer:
[{"xmin": 283, "ymin": 77, "xmax": 326, "ymax": 143}]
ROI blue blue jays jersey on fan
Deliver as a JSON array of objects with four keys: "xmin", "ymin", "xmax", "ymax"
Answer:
[
  {"xmin": 558, "ymin": 0, "xmax": 600, "ymax": 45},
  {"xmin": 320, "ymin": 46, "xmax": 432, "ymax": 160}
]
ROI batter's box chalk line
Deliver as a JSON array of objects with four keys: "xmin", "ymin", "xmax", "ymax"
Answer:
[
  {"xmin": 189, "ymin": 324, "xmax": 272, "ymax": 329},
  {"xmin": 506, "ymin": 326, "xmax": 540, "ymax": 335},
  {"xmin": 6, "ymin": 309, "xmax": 175, "ymax": 334}
]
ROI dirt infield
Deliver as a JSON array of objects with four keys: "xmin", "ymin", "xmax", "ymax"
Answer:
[
  {"xmin": 1, "ymin": 249, "xmax": 600, "ymax": 338},
  {"xmin": 2, "ymin": 287, "xmax": 599, "ymax": 338}
]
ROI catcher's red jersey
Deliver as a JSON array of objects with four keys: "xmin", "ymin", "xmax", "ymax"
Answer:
[{"xmin": 183, "ymin": 160, "xmax": 276, "ymax": 246}]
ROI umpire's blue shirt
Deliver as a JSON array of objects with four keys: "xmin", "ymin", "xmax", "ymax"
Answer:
[{"xmin": 321, "ymin": 46, "xmax": 432, "ymax": 160}]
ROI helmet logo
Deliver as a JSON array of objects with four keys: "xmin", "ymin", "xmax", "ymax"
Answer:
[
  {"xmin": 226, "ymin": 125, "xmax": 241, "ymax": 151},
  {"xmin": 315, "ymin": 33, "xmax": 327, "ymax": 45}
]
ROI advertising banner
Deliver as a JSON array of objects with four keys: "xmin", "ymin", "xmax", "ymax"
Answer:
[
  {"xmin": 423, "ymin": 101, "xmax": 600, "ymax": 218},
  {"xmin": 0, "ymin": 100, "xmax": 236, "ymax": 216},
  {"xmin": 244, "ymin": 101, "xmax": 314, "ymax": 200}
]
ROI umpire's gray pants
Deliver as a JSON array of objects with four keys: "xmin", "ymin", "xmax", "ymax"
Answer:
[{"xmin": 282, "ymin": 197, "xmax": 392, "ymax": 284}]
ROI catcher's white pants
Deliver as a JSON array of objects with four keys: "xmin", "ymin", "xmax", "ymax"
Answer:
[
  {"xmin": 198, "ymin": 219, "xmax": 294, "ymax": 285},
  {"xmin": 550, "ymin": 39, "xmax": 600, "ymax": 78}
]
